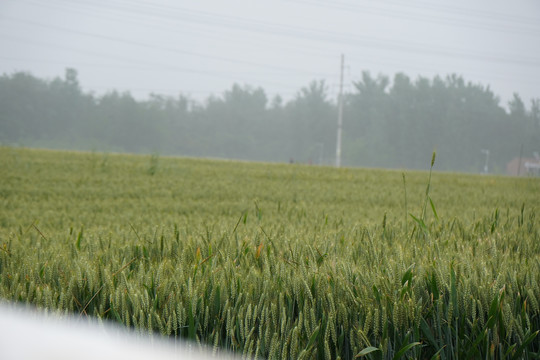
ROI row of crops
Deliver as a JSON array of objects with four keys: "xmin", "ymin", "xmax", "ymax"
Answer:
[{"xmin": 0, "ymin": 147, "xmax": 539, "ymax": 358}]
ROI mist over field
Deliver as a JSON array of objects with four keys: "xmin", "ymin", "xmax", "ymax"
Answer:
[
  {"xmin": 0, "ymin": 69, "xmax": 538, "ymax": 174},
  {"xmin": 1, "ymin": 0, "xmax": 539, "ymax": 174}
]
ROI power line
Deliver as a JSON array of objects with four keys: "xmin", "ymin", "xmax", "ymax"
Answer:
[
  {"xmin": 3, "ymin": 0, "xmax": 538, "ymax": 102},
  {"xmin": 290, "ymin": 0, "xmax": 540, "ymax": 35},
  {"xmin": 0, "ymin": 16, "xmax": 337, "ymax": 78},
  {"xmin": 13, "ymin": 0, "xmax": 349, "ymax": 59},
  {"xmin": 0, "ymin": 34, "xmax": 323, "ymax": 93},
  {"xmin": 367, "ymin": 0, "xmax": 540, "ymax": 27},
  {"xmin": 10, "ymin": 0, "xmax": 540, "ymax": 64},
  {"xmin": 3, "ymin": 10, "xmax": 539, "ymax": 71},
  {"xmin": 74, "ymin": 0, "xmax": 540, "ymax": 34},
  {"xmin": 10, "ymin": 0, "xmax": 335, "ymax": 59}
]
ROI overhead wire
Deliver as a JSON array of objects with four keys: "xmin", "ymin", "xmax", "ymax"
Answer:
[
  {"xmin": 9, "ymin": 0, "xmax": 540, "ymax": 68},
  {"xmin": 358, "ymin": 0, "xmax": 540, "ymax": 27},
  {"xmin": 0, "ymin": 33, "xmax": 321, "ymax": 94},
  {"xmin": 12, "ymin": 0, "xmax": 343, "ymax": 60},
  {"xmin": 0, "ymin": 16, "xmax": 338, "ymax": 78},
  {"xmin": 290, "ymin": 0, "xmax": 540, "ymax": 35},
  {"xmin": 1, "ymin": 0, "xmax": 538, "ymax": 100}
]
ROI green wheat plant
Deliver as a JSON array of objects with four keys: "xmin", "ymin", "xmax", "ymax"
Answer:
[{"xmin": 0, "ymin": 146, "xmax": 539, "ymax": 359}]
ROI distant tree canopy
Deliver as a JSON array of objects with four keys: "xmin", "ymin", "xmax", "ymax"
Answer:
[{"xmin": 0, "ymin": 68, "xmax": 538, "ymax": 173}]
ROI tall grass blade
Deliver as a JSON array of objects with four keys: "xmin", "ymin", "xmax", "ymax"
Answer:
[
  {"xmin": 392, "ymin": 341, "xmax": 421, "ymax": 360},
  {"xmin": 355, "ymin": 346, "xmax": 380, "ymax": 358}
]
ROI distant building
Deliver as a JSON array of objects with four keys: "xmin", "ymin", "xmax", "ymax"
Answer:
[{"xmin": 506, "ymin": 157, "xmax": 540, "ymax": 176}]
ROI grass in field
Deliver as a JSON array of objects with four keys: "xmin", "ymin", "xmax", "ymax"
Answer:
[{"xmin": 0, "ymin": 146, "xmax": 539, "ymax": 359}]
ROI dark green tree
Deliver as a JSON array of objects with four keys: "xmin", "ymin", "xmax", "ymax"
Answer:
[{"xmin": 285, "ymin": 80, "xmax": 336, "ymax": 164}]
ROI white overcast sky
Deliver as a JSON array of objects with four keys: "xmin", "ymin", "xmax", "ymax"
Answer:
[{"xmin": 1, "ymin": 0, "xmax": 539, "ymax": 107}]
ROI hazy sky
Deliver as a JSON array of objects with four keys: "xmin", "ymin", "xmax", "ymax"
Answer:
[{"xmin": 1, "ymin": 0, "xmax": 539, "ymax": 107}]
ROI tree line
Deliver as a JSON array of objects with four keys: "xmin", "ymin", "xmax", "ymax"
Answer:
[{"xmin": 1, "ymin": 69, "xmax": 538, "ymax": 173}]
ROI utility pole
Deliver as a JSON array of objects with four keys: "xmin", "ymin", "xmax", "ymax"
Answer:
[
  {"xmin": 481, "ymin": 149, "xmax": 490, "ymax": 174},
  {"xmin": 335, "ymin": 54, "xmax": 344, "ymax": 168}
]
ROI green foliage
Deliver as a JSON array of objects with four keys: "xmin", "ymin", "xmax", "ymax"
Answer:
[
  {"xmin": 1, "ymin": 70, "xmax": 539, "ymax": 172},
  {"xmin": 0, "ymin": 147, "xmax": 539, "ymax": 359},
  {"xmin": 147, "ymin": 152, "xmax": 160, "ymax": 176}
]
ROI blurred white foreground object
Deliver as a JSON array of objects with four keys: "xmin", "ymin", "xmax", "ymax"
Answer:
[{"xmin": 0, "ymin": 303, "xmax": 232, "ymax": 360}]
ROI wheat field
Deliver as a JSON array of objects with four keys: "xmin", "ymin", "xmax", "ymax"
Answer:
[{"xmin": 0, "ymin": 147, "xmax": 538, "ymax": 359}]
